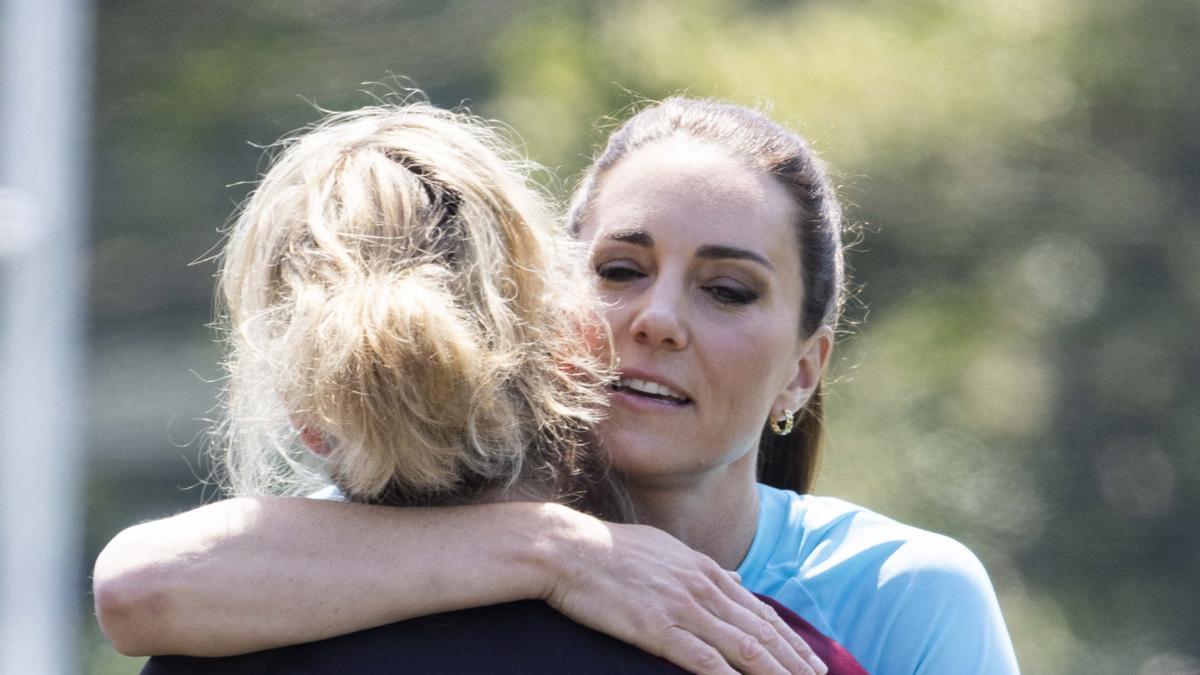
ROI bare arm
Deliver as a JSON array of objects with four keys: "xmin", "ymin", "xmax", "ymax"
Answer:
[
  {"xmin": 94, "ymin": 497, "xmax": 825, "ymax": 674},
  {"xmin": 93, "ymin": 497, "xmax": 560, "ymax": 655}
]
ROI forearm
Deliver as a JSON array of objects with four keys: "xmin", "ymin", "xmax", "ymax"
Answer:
[{"xmin": 92, "ymin": 496, "xmax": 568, "ymax": 656}]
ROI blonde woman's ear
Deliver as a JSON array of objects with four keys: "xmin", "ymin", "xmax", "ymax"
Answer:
[{"xmin": 291, "ymin": 417, "xmax": 333, "ymax": 457}]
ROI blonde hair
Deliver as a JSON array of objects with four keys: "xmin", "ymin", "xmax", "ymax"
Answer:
[{"xmin": 214, "ymin": 102, "xmax": 612, "ymax": 506}]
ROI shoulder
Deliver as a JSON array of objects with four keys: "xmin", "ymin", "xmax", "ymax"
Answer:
[
  {"xmin": 754, "ymin": 487, "xmax": 1019, "ymax": 674},
  {"xmin": 764, "ymin": 486, "xmax": 986, "ymax": 579},
  {"xmin": 870, "ymin": 529, "xmax": 1019, "ymax": 673},
  {"xmin": 852, "ymin": 507, "xmax": 994, "ymax": 596},
  {"xmin": 784, "ymin": 489, "xmax": 999, "ymax": 612},
  {"xmin": 312, "ymin": 602, "xmax": 686, "ymax": 674}
]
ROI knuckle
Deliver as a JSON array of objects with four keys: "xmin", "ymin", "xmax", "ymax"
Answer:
[
  {"xmin": 685, "ymin": 574, "xmax": 716, "ymax": 599},
  {"xmin": 738, "ymin": 633, "xmax": 766, "ymax": 662},
  {"xmin": 755, "ymin": 618, "xmax": 776, "ymax": 642},
  {"xmin": 759, "ymin": 601, "xmax": 781, "ymax": 621},
  {"xmin": 693, "ymin": 646, "xmax": 724, "ymax": 672}
]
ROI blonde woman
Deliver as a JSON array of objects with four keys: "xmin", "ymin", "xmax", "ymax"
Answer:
[{"xmin": 108, "ymin": 101, "xmax": 838, "ymax": 674}]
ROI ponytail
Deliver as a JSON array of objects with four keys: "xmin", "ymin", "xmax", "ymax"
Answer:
[{"xmin": 283, "ymin": 267, "xmax": 522, "ymax": 503}]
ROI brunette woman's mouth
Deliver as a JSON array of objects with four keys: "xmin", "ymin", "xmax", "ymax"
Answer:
[{"xmin": 611, "ymin": 377, "xmax": 692, "ymax": 406}]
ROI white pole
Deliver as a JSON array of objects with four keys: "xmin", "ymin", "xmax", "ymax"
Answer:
[{"xmin": 0, "ymin": 0, "xmax": 90, "ymax": 671}]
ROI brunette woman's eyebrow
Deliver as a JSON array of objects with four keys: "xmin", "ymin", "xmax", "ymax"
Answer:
[
  {"xmin": 695, "ymin": 244, "xmax": 774, "ymax": 270},
  {"xmin": 600, "ymin": 230, "xmax": 772, "ymax": 270}
]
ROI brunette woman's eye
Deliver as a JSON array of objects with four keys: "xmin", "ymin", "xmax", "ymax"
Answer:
[
  {"xmin": 704, "ymin": 283, "xmax": 759, "ymax": 305},
  {"xmin": 595, "ymin": 262, "xmax": 645, "ymax": 282}
]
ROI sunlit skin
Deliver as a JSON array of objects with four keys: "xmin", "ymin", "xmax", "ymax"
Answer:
[{"xmin": 578, "ymin": 136, "xmax": 831, "ymax": 566}]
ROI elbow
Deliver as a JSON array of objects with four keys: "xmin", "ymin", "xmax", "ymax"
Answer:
[{"xmin": 92, "ymin": 529, "xmax": 175, "ymax": 656}]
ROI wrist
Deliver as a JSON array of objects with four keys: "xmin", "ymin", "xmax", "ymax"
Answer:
[{"xmin": 512, "ymin": 502, "xmax": 598, "ymax": 601}]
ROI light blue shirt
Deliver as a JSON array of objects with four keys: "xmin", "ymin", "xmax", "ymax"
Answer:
[{"xmin": 737, "ymin": 484, "xmax": 1020, "ymax": 674}]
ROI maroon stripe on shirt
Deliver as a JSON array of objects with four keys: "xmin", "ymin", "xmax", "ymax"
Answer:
[{"xmin": 756, "ymin": 594, "xmax": 869, "ymax": 675}]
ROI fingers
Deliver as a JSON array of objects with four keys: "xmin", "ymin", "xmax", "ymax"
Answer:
[
  {"xmin": 760, "ymin": 603, "xmax": 827, "ymax": 675},
  {"xmin": 635, "ymin": 568, "xmax": 808, "ymax": 675},
  {"xmin": 712, "ymin": 570, "xmax": 827, "ymax": 674},
  {"xmin": 653, "ymin": 563, "xmax": 807, "ymax": 675},
  {"xmin": 756, "ymin": 602, "xmax": 827, "ymax": 675},
  {"xmin": 688, "ymin": 612, "xmax": 796, "ymax": 675},
  {"xmin": 545, "ymin": 520, "xmax": 824, "ymax": 674},
  {"xmin": 699, "ymin": 599, "xmax": 818, "ymax": 675},
  {"xmin": 659, "ymin": 627, "xmax": 740, "ymax": 675}
]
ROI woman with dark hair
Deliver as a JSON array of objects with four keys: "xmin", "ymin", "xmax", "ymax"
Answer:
[{"xmin": 96, "ymin": 97, "xmax": 1017, "ymax": 674}]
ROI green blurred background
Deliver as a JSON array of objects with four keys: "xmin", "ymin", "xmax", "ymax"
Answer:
[{"xmin": 85, "ymin": 1, "xmax": 1199, "ymax": 672}]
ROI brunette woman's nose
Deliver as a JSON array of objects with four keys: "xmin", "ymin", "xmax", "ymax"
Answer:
[{"xmin": 629, "ymin": 287, "xmax": 688, "ymax": 350}]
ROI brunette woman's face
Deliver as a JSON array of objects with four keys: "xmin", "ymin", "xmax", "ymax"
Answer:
[{"xmin": 578, "ymin": 137, "xmax": 824, "ymax": 486}]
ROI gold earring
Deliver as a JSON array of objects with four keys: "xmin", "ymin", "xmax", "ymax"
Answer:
[{"xmin": 769, "ymin": 409, "xmax": 795, "ymax": 436}]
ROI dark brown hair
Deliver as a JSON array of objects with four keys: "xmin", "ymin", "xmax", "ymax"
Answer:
[{"xmin": 568, "ymin": 97, "xmax": 845, "ymax": 494}]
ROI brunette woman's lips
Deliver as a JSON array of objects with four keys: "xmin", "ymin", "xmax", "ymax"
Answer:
[{"xmin": 609, "ymin": 372, "xmax": 692, "ymax": 407}]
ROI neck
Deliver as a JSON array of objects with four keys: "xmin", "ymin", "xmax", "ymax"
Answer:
[{"xmin": 625, "ymin": 452, "xmax": 760, "ymax": 570}]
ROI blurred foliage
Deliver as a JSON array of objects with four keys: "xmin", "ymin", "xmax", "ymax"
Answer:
[{"xmin": 87, "ymin": 0, "xmax": 1199, "ymax": 673}]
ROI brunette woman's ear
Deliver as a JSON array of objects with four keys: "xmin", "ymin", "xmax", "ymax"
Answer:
[
  {"xmin": 290, "ymin": 416, "xmax": 333, "ymax": 457},
  {"xmin": 773, "ymin": 325, "xmax": 834, "ymax": 413}
]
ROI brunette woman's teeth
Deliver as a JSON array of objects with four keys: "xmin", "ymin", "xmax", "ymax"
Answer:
[{"xmin": 616, "ymin": 377, "xmax": 689, "ymax": 402}]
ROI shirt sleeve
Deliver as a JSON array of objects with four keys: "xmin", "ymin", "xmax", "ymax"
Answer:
[{"xmin": 870, "ymin": 534, "xmax": 1021, "ymax": 675}]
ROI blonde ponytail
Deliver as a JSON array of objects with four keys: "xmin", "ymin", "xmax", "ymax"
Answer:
[{"xmin": 214, "ymin": 102, "xmax": 612, "ymax": 505}]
